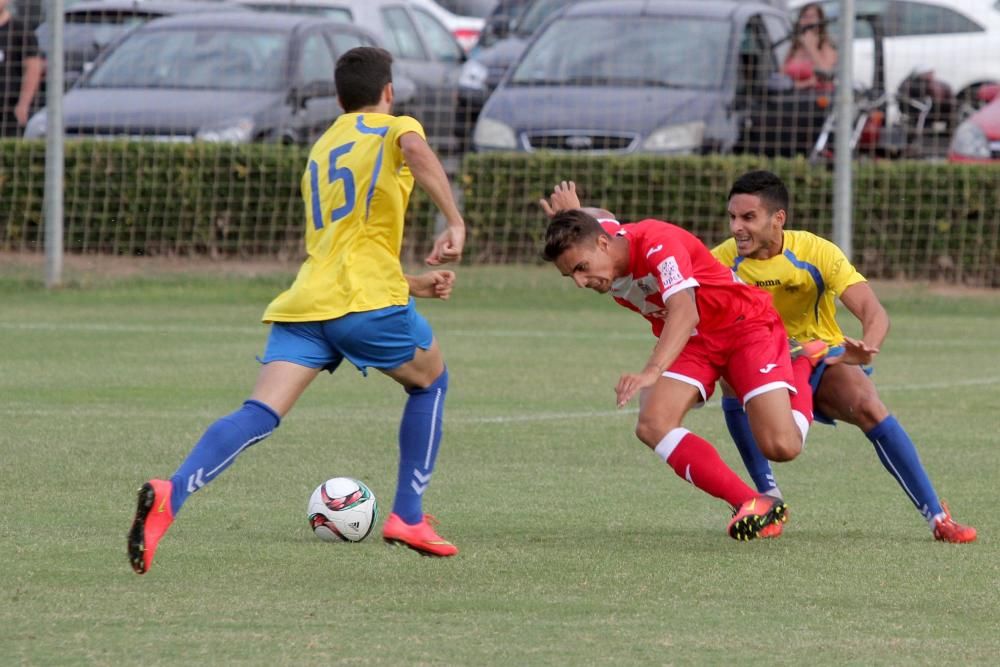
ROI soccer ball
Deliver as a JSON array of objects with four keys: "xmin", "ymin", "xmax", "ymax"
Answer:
[{"xmin": 307, "ymin": 477, "xmax": 378, "ymax": 543}]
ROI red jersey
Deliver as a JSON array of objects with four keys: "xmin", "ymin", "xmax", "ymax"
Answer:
[{"xmin": 602, "ymin": 219, "xmax": 773, "ymax": 337}]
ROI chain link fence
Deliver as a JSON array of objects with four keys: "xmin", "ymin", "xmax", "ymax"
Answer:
[{"xmin": 2, "ymin": 0, "xmax": 998, "ymax": 282}]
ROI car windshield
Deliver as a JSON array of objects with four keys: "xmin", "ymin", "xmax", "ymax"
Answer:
[
  {"xmin": 241, "ymin": 3, "xmax": 352, "ymax": 21},
  {"xmin": 511, "ymin": 16, "xmax": 729, "ymax": 89},
  {"xmin": 514, "ymin": 0, "xmax": 569, "ymax": 36},
  {"xmin": 83, "ymin": 26, "xmax": 288, "ymax": 91}
]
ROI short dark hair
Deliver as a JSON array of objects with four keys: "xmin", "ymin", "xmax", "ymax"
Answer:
[
  {"xmin": 335, "ymin": 47, "xmax": 393, "ymax": 113},
  {"xmin": 542, "ymin": 209, "xmax": 608, "ymax": 262},
  {"xmin": 728, "ymin": 170, "xmax": 790, "ymax": 215}
]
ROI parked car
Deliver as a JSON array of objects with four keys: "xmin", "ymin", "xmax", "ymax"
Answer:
[
  {"xmin": 410, "ymin": 0, "xmax": 486, "ymax": 53},
  {"xmin": 789, "ymin": 0, "xmax": 1000, "ymax": 120},
  {"xmin": 474, "ymin": 0, "xmax": 823, "ymax": 156},
  {"xmin": 948, "ymin": 83, "xmax": 1000, "ymax": 161},
  {"xmin": 24, "ymin": 12, "xmax": 418, "ymax": 145},
  {"xmin": 235, "ymin": 0, "xmax": 465, "ymax": 151},
  {"xmin": 472, "ymin": 0, "xmax": 532, "ymax": 51},
  {"xmin": 456, "ymin": 0, "xmax": 574, "ymax": 144},
  {"xmin": 35, "ymin": 0, "xmax": 248, "ymax": 89}
]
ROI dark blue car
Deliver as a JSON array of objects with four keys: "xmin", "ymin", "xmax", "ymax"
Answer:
[{"xmin": 473, "ymin": 0, "xmax": 803, "ymax": 155}]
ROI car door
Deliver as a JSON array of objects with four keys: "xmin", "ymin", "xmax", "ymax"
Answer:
[
  {"xmin": 291, "ymin": 29, "xmax": 342, "ymax": 144},
  {"xmin": 379, "ymin": 3, "xmax": 462, "ymax": 150}
]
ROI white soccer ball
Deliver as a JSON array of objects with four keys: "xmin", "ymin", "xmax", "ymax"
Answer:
[{"xmin": 307, "ymin": 477, "xmax": 378, "ymax": 543}]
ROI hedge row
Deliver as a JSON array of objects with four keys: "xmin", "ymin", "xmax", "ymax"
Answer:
[
  {"xmin": 2, "ymin": 141, "xmax": 998, "ymax": 284},
  {"xmin": 459, "ymin": 153, "xmax": 1000, "ymax": 285}
]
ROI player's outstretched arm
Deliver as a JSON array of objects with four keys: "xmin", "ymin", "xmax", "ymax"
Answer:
[
  {"xmin": 827, "ymin": 283, "xmax": 888, "ymax": 365},
  {"xmin": 539, "ymin": 181, "xmax": 582, "ymax": 217},
  {"xmin": 616, "ymin": 289, "xmax": 700, "ymax": 408},
  {"xmin": 538, "ymin": 181, "xmax": 617, "ymax": 222},
  {"xmin": 406, "ymin": 270, "xmax": 456, "ymax": 300},
  {"xmin": 399, "ymin": 132, "xmax": 465, "ymax": 265}
]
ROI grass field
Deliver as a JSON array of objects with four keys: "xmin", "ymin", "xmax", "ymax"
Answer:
[{"xmin": 2, "ymin": 264, "xmax": 999, "ymax": 665}]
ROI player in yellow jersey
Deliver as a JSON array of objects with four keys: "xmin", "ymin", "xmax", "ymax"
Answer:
[
  {"xmin": 712, "ymin": 170, "xmax": 975, "ymax": 542},
  {"xmin": 128, "ymin": 47, "xmax": 466, "ymax": 574}
]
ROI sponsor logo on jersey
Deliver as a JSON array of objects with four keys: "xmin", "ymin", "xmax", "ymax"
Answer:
[
  {"xmin": 756, "ymin": 279, "xmax": 782, "ymax": 287},
  {"xmin": 759, "ymin": 363, "xmax": 778, "ymax": 374},
  {"xmin": 657, "ymin": 256, "xmax": 684, "ymax": 288}
]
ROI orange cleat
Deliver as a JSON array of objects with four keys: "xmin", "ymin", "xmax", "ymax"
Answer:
[
  {"xmin": 383, "ymin": 512, "xmax": 458, "ymax": 557},
  {"xmin": 789, "ymin": 338, "xmax": 830, "ymax": 368},
  {"xmin": 728, "ymin": 495, "xmax": 788, "ymax": 541},
  {"xmin": 127, "ymin": 479, "xmax": 175, "ymax": 574},
  {"xmin": 932, "ymin": 501, "xmax": 977, "ymax": 543},
  {"xmin": 758, "ymin": 506, "xmax": 789, "ymax": 539}
]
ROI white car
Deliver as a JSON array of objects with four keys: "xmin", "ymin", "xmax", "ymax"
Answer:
[
  {"xmin": 411, "ymin": 0, "xmax": 486, "ymax": 53},
  {"xmin": 789, "ymin": 0, "xmax": 1000, "ymax": 111}
]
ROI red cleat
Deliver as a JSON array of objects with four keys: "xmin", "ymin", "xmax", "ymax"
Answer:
[
  {"xmin": 758, "ymin": 506, "xmax": 789, "ymax": 539},
  {"xmin": 383, "ymin": 512, "xmax": 458, "ymax": 557},
  {"xmin": 932, "ymin": 501, "xmax": 977, "ymax": 543},
  {"xmin": 127, "ymin": 479, "xmax": 175, "ymax": 574},
  {"xmin": 728, "ymin": 495, "xmax": 788, "ymax": 541}
]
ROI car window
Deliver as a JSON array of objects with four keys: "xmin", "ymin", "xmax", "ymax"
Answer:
[
  {"xmin": 86, "ymin": 27, "xmax": 288, "ymax": 91},
  {"xmin": 298, "ymin": 32, "xmax": 336, "ymax": 84},
  {"xmin": 246, "ymin": 3, "xmax": 353, "ymax": 21},
  {"xmin": 762, "ymin": 14, "xmax": 792, "ymax": 65},
  {"xmin": 380, "ymin": 6, "xmax": 427, "ymax": 60},
  {"xmin": 817, "ymin": 0, "xmax": 886, "ymax": 38},
  {"xmin": 435, "ymin": 0, "xmax": 496, "ymax": 18},
  {"xmin": 515, "ymin": 0, "xmax": 570, "ymax": 37},
  {"xmin": 894, "ymin": 1, "xmax": 983, "ymax": 35},
  {"xmin": 738, "ymin": 16, "xmax": 778, "ymax": 95},
  {"xmin": 511, "ymin": 15, "xmax": 728, "ymax": 89},
  {"xmin": 329, "ymin": 30, "xmax": 376, "ymax": 54},
  {"xmin": 411, "ymin": 8, "xmax": 463, "ymax": 63}
]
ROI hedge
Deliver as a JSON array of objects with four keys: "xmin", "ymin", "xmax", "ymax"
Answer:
[{"xmin": 2, "ymin": 141, "xmax": 998, "ymax": 284}]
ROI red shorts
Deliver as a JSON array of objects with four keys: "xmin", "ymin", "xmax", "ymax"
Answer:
[{"xmin": 664, "ymin": 310, "xmax": 796, "ymax": 405}]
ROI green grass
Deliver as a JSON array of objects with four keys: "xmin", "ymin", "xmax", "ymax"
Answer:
[{"xmin": 2, "ymin": 266, "xmax": 999, "ymax": 665}]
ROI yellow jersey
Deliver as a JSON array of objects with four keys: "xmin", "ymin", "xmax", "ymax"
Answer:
[
  {"xmin": 263, "ymin": 113, "xmax": 425, "ymax": 323},
  {"xmin": 711, "ymin": 230, "xmax": 866, "ymax": 345}
]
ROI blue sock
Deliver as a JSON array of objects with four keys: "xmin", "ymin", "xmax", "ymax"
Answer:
[
  {"xmin": 723, "ymin": 396, "xmax": 779, "ymax": 495},
  {"xmin": 169, "ymin": 399, "xmax": 280, "ymax": 515},
  {"xmin": 866, "ymin": 415, "xmax": 942, "ymax": 521},
  {"xmin": 393, "ymin": 367, "xmax": 448, "ymax": 525}
]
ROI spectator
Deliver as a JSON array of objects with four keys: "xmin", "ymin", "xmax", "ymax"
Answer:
[
  {"xmin": 0, "ymin": 0, "xmax": 44, "ymax": 137},
  {"xmin": 783, "ymin": 2, "xmax": 837, "ymax": 92}
]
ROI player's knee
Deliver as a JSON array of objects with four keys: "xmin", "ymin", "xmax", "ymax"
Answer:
[
  {"xmin": 758, "ymin": 432, "xmax": 802, "ymax": 462},
  {"xmin": 635, "ymin": 417, "xmax": 675, "ymax": 450},
  {"xmin": 406, "ymin": 365, "xmax": 448, "ymax": 394}
]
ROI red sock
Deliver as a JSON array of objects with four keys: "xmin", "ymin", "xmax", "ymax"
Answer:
[
  {"xmin": 656, "ymin": 429, "xmax": 757, "ymax": 508},
  {"xmin": 790, "ymin": 357, "xmax": 815, "ymax": 424}
]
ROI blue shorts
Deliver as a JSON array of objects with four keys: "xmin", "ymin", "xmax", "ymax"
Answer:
[
  {"xmin": 259, "ymin": 299, "xmax": 433, "ymax": 375},
  {"xmin": 810, "ymin": 345, "xmax": 874, "ymax": 425}
]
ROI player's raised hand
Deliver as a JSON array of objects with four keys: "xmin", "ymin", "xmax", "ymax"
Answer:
[
  {"xmin": 538, "ymin": 180, "xmax": 582, "ymax": 218},
  {"xmin": 615, "ymin": 368, "xmax": 660, "ymax": 408},
  {"xmin": 426, "ymin": 224, "xmax": 465, "ymax": 266},
  {"xmin": 826, "ymin": 336, "xmax": 879, "ymax": 366},
  {"xmin": 407, "ymin": 270, "xmax": 456, "ymax": 300}
]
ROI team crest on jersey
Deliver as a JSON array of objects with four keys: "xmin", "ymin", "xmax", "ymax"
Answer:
[{"xmin": 657, "ymin": 256, "xmax": 684, "ymax": 288}]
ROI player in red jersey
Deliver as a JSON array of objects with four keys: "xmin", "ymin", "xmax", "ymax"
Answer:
[{"xmin": 542, "ymin": 204, "xmax": 818, "ymax": 540}]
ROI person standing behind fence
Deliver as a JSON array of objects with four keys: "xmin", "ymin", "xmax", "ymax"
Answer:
[
  {"xmin": 127, "ymin": 46, "xmax": 467, "ymax": 574},
  {"xmin": 783, "ymin": 2, "xmax": 837, "ymax": 92},
  {"xmin": 0, "ymin": 0, "xmax": 43, "ymax": 137}
]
